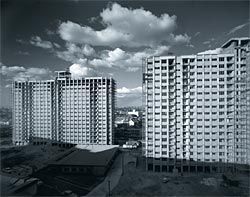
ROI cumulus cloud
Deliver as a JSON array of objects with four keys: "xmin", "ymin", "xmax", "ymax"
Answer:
[
  {"xmin": 198, "ymin": 48, "xmax": 222, "ymax": 55},
  {"xmin": 30, "ymin": 36, "xmax": 54, "ymax": 49},
  {"xmin": 117, "ymin": 86, "xmax": 142, "ymax": 97},
  {"xmin": 53, "ymin": 3, "xmax": 190, "ymax": 73},
  {"xmin": 116, "ymin": 86, "xmax": 142, "ymax": 106},
  {"xmin": 89, "ymin": 45, "xmax": 169, "ymax": 72},
  {"xmin": 106, "ymin": 48, "xmax": 128, "ymax": 62},
  {"xmin": 0, "ymin": 63, "xmax": 53, "ymax": 81},
  {"xmin": 56, "ymin": 43, "xmax": 95, "ymax": 63},
  {"xmin": 69, "ymin": 63, "xmax": 97, "ymax": 78},
  {"xmin": 58, "ymin": 3, "xmax": 190, "ymax": 48}
]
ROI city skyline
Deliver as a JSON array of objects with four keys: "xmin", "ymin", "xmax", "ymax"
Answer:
[{"xmin": 1, "ymin": 0, "xmax": 249, "ymax": 107}]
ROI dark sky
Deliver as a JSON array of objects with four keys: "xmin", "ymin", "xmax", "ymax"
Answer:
[{"xmin": 1, "ymin": 0, "xmax": 249, "ymax": 107}]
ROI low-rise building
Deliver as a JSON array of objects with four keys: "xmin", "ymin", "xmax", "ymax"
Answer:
[{"xmin": 46, "ymin": 145, "xmax": 119, "ymax": 176}]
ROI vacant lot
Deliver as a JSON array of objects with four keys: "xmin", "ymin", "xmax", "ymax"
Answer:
[
  {"xmin": 112, "ymin": 152, "xmax": 250, "ymax": 196},
  {"xmin": 1, "ymin": 144, "xmax": 67, "ymax": 176}
]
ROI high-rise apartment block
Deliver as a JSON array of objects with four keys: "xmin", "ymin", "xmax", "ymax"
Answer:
[
  {"xmin": 12, "ymin": 71, "xmax": 116, "ymax": 146},
  {"xmin": 143, "ymin": 38, "xmax": 250, "ymax": 173}
]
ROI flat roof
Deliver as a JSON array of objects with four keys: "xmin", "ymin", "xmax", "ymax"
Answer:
[
  {"xmin": 49, "ymin": 145, "xmax": 118, "ymax": 167},
  {"xmin": 221, "ymin": 37, "xmax": 250, "ymax": 48}
]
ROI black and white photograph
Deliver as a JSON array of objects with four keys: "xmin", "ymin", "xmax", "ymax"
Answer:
[{"xmin": 0, "ymin": 0, "xmax": 249, "ymax": 196}]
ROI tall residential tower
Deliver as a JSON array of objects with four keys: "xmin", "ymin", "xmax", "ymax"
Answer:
[
  {"xmin": 143, "ymin": 38, "xmax": 250, "ymax": 172},
  {"xmin": 12, "ymin": 71, "xmax": 116, "ymax": 146}
]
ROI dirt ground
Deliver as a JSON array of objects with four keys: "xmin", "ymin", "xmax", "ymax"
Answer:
[
  {"xmin": 112, "ymin": 151, "xmax": 250, "ymax": 197},
  {"xmin": 1, "ymin": 144, "xmax": 67, "ymax": 177}
]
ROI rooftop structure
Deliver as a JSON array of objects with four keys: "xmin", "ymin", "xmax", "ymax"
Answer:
[{"xmin": 47, "ymin": 145, "xmax": 118, "ymax": 176}]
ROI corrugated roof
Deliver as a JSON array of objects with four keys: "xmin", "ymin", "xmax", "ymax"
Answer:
[{"xmin": 49, "ymin": 147, "xmax": 118, "ymax": 166}]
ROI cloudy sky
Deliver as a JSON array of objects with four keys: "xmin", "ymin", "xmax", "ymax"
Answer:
[{"xmin": 1, "ymin": 0, "xmax": 249, "ymax": 107}]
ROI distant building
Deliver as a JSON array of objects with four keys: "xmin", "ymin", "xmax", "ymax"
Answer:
[
  {"xmin": 0, "ymin": 121, "xmax": 10, "ymax": 126},
  {"xmin": 128, "ymin": 109, "xmax": 139, "ymax": 117},
  {"xmin": 122, "ymin": 140, "xmax": 139, "ymax": 149},
  {"xmin": 143, "ymin": 37, "xmax": 250, "ymax": 173},
  {"xmin": 129, "ymin": 119, "xmax": 135, "ymax": 126},
  {"xmin": 115, "ymin": 117, "xmax": 126, "ymax": 127},
  {"xmin": 12, "ymin": 71, "xmax": 116, "ymax": 146}
]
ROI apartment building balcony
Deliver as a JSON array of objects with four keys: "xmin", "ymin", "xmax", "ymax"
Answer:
[
  {"xmin": 183, "ymin": 87, "xmax": 190, "ymax": 92},
  {"xmin": 183, "ymin": 111, "xmax": 189, "ymax": 115},
  {"xmin": 183, "ymin": 106, "xmax": 190, "ymax": 112},
  {"xmin": 183, "ymin": 115, "xmax": 189, "ymax": 119},
  {"xmin": 183, "ymin": 120, "xmax": 190, "ymax": 125},
  {"xmin": 169, "ymin": 148, "xmax": 176, "ymax": 153},
  {"xmin": 226, "ymin": 88, "xmax": 234, "ymax": 93},
  {"xmin": 226, "ymin": 69, "xmax": 234, "ymax": 75},
  {"xmin": 169, "ymin": 66, "xmax": 175, "ymax": 71},
  {"xmin": 183, "ymin": 126, "xmax": 190, "ymax": 132},
  {"xmin": 183, "ymin": 133, "xmax": 189, "ymax": 138},
  {"xmin": 183, "ymin": 79, "xmax": 189, "ymax": 85},
  {"xmin": 169, "ymin": 106, "xmax": 176, "ymax": 112},
  {"xmin": 183, "ymin": 93, "xmax": 190, "ymax": 99},
  {"xmin": 183, "ymin": 67, "xmax": 189, "ymax": 72},
  {"xmin": 169, "ymin": 87, "xmax": 176, "ymax": 93},
  {"xmin": 226, "ymin": 56, "xmax": 234, "ymax": 62},
  {"xmin": 227, "ymin": 121, "xmax": 234, "ymax": 126},
  {"xmin": 169, "ymin": 125, "xmax": 176, "ymax": 131},
  {"xmin": 183, "ymin": 100, "xmax": 190, "ymax": 106},
  {"xmin": 148, "ymin": 134, "xmax": 153, "ymax": 138},
  {"xmin": 183, "ymin": 140, "xmax": 189, "ymax": 145},
  {"xmin": 226, "ymin": 78, "xmax": 234, "ymax": 85},
  {"xmin": 146, "ymin": 153, "xmax": 154, "ymax": 157},
  {"xmin": 226, "ymin": 63, "xmax": 234, "ymax": 70},
  {"xmin": 227, "ymin": 93, "xmax": 234, "ymax": 98},
  {"xmin": 169, "ymin": 114, "xmax": 176, "ymax": 119},
  {"xmin": 183, "ymin": 146, "xmax": 190, "ymax": 152},
  {"xmin": 227, "ymin": 89, "xmax": 234, "ymax": 94},
  {"xmin": 169, "ymin": 117, "xmax": 176, "ymax": 122},
  {"xmin": 168, "ymin": 79, "xmax": 175, "ymax": 84},
  {"xmin": 169, "ymin": 101, "xmax": 175, "ymax": 106},
  {"xmin": 168, "ymin": 84, "xmax": 176, "ymax": 90},
  {"xmin": 169, "ymin": 74, "xmax": 176, "ymax": 79},
  {"xmin": 227, "ymin": 134, "xmax": 234, "ymax": 139},
  {"xmin": 183, "ymin": 74, "xmax": 190, "ymax": 78},
  {"xmin": 169, "ymin": 141, "xmax": 176, "ymax": 146},
  {"xmin": 227, "ymin": 104, "xmax": 234, "ymax": 109},
  {"xmin": 169, "ymin": 153, "xmax": 176, "ymax": 159},
  {"xmin": 227, "ymin": 111, "xmax": 234, "ymax": 116},
  {"xmin": 169, "ymin": 120, "xmax": 176, "ymax": 125},
  {"xmin": 169, "ymin": 95, "xmax": 176, "ymax": 100},
  {"xmin": 226, "ymin": 84, "xmax": 234, "ymax": 89},
  {"xmin": 227, "ymin": 76, "xmax": 234, "ymax": 82}
]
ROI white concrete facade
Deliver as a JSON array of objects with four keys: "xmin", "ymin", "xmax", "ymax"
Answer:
[
  {"xmin": 12, "ymin": 71, "xmax": 116, "ymax": 146},
  {"xmin": 143, "ymin": 38, "xmax": 250, "ymax": 172}
]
